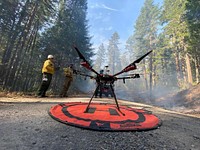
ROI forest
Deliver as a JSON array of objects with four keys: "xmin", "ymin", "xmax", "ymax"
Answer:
[{"xmin": 0, "ymin": 0, "xmax": 199, "ymax": 99}]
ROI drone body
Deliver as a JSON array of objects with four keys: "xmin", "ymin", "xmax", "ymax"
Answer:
[{"xmin": 73, "ymin": 46, "xmax": 152, "ymax": 115}]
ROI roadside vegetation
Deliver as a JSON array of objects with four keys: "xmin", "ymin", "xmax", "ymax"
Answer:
[{"xmin": 0, "ymin": 0, "xmax": 199, "ymax": 100}]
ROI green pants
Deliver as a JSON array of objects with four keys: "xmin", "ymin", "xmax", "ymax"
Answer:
[{"xmin": 60, "ymin": 77, "xmax": 72, "ymax": 97}]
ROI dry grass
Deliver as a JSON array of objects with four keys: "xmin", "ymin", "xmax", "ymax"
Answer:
[{"xmin": 0, "ymin": 91, "xmax": 34, "ymax": 98}]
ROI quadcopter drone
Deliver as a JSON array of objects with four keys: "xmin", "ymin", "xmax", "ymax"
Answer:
[{"xmin": 73, "ymin": 46, "xmax": 152, "ymax": 115}]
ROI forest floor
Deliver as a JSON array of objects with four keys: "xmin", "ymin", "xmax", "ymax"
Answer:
[
  {"xmin": 155, "ymin": 83, "xmax": 200, "ymax": 116},
  {"xmin": 0, "ymin": 84, "xmax": 200, "ymax": 150}
]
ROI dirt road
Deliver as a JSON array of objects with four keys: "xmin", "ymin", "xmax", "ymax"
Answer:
[{"xmin": 0, "ymin": 97, "xmax": 200, "ymax": 150}]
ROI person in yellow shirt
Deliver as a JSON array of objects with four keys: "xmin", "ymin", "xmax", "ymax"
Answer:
[
  {"xmin": 37, "ymin": 55, "xmax": 55, "ymax": 97},
  {"xmin": 60, "ymin": 64, "xmax": 74, "ymax": 97}
]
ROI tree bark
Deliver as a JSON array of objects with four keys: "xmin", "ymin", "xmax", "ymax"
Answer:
[
  {"xmin": 174, "ymin": 46, "xmax": 182, "ymax": 87},
  {"xmin": 185, "ymin": 53, "xmax": 193, "ymax": 84},
  {"xmin": 194, "ymin": 56, "xmax": 199, "ymax": 83},
  {"xmin": 143, "ymin": 59, "xmax": 149, "ymax": 90}
]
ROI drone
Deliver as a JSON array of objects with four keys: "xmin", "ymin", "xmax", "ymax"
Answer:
[{"xmin": 73, "ymin": 46, "xmax": 152, "ymax": 115}]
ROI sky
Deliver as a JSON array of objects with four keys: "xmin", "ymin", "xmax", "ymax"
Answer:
[{"xmin": 87, "ymin": 0, "xmax": 163, "ymax": 50}]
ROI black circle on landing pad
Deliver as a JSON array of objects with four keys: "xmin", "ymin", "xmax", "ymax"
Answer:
[{"xmin": 49, "ymin": 102, "xmax": 162, "ymax": 131}]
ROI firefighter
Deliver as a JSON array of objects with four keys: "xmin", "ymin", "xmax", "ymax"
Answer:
[
  {"xmin": 37, "ymin": 55, "xmax": 55, "ymax": 97},
  {"xmin": 60, "ymin": 64, "xmax": 74, "ymax": 97}
]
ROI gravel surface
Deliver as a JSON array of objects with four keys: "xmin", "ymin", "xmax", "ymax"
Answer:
[{"xmin": 0, "ymin": 97, "xmax": 200, "ymax": 150}]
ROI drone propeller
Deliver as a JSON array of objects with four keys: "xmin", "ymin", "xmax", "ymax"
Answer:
[
  {"xmin": 113, "ymin": 50, "xmax": 153, "ymax": 77},
  {"xmin": 73, "ymin": 46, "xmax": 100, "ymax": 76},
  {"xmin": 133, "ymin": 50, "xmax": 153, "ymax": 63}
]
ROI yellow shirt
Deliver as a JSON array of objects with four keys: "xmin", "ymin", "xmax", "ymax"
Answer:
[
  {"xmin": 63, "ymin": 67, "xmax": 73, "ymax": 79},
  {"xmin": 42, "ymin": 60, "xmax": 55, "ymax": 74}
]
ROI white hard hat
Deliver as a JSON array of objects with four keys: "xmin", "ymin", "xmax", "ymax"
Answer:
[{"xmin": 47, "ymin": 55, "xmax": 54, "ymax": 59}]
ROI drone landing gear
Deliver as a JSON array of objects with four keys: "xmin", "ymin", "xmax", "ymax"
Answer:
[
  {"xmin": 84, "ymin": 83, "xmax": 125, "ymax": 116},
  {"xmin": 109, "ymin": 84, "xmax": 125, "ymax": 116}
]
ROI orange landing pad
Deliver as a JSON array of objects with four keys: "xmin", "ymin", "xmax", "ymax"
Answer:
[{"xmin": 49, "ymin": 102, "xmax": 161, "ymax": 131}]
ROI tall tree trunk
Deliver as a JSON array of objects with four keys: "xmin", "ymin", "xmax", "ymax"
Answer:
[
  {"xmin": 185, "ymin": 53, "xmax": 193, "ymax": 84},
  {"xmin": 143, "ymin": 59, "xmax": 149, "ymax": 90},
  {"xmin": 194, "ymin": 56, "xmax": 199, "ymax": 83},
  {"xmin": 3, "ymin": 2, "xmax": 38, "ymax": 91},
  {"xmin": 4, "ymin": 26, "xmax": 28, "ymax": 91},
  {"xmin": 153, "ymin": 62, "xmax": 157, "ymax": 87},
  {"xmin": 1, "ymin": 1, "xmax": 29, "ymax": 65},
  {"xmin": 23, "ymin": 23, "xmax": 39, "ymax": 91},
  {"xmin": 149, "ymin": 52, "xmax": 153, "ymax": 95},
  {"xmin": 174, "ymin": 47, "xmax": 182, "ymax": 87},
  {"xmin": 2, "ymin": 1, "xmax": 30, "ymax": 89},
  {"xmin": 181, "ymin": 56, "xmax": 187, "ymax": 85}
]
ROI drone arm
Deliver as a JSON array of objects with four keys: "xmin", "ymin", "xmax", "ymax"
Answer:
[
  {"xmin": 113, "ymin": 50, "xmax": 153, "ymax": 77},
  {"xmin": 73, "ymin": 46, "xmax": 100, "ymax": 76},
  {"xmin": 133, "ymin": 50, "xmax": 153, "ymax": 63},
  {"xmin": 80, "ymin": 62, "xmax": 90, "ymax": 69},
  {"xmin": 116, "ymin": 74, "xmax": 140, "ymax": 83},
  {"xmin": 73, "ymin": 69, "xmax": 95, "ymax": 79},
  {"xmin": 113, "ymin": 64, "xmax": 137, "ymax": 77}
]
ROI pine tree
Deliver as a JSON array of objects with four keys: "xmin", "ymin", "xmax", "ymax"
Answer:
[
  {"xmin": 94, "ymin": 43, "xmax": 106, "ymax": 71},
  {"xmin": 0, "ymin": 0, "xmax": 56, "ymax": 91},
  {"xmin": 38, "ymin": 0, "xmax": 93, "ymax": 94},
  {"xmin": 127, "ymin": 0, "xmax": 160, "ymax": 97},
  {"xmin": 0, "ymin": 0, "xmax": 93, "ymax": 94},
  {"xmin": 107, "ymin": 32, "xmax": 122, "ymax": 74},
  {"xmin": 162, "ymin": 0, "xmax": 194, "ymax": 87},
  {"xmin": 185, "ymin": 0, "xmax": 200, "ymax": 83}
]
